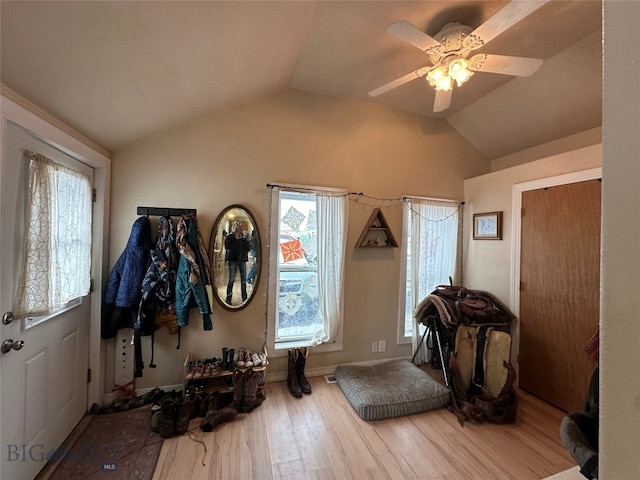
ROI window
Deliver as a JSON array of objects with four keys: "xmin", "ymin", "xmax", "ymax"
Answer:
[
  {"xmin": 269, "ymin": 186, "xmax": 347, "ymax": 349},
  {"xmin": 399, "ymin": 198, "xmax": 459, "ymax": 344},
  {"xmin": 13, "ymin": 151, "xmax": 92, "ymax": 324}
]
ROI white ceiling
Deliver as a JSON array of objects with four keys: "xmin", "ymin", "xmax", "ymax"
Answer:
[{"xmin": 0, "ymin": 1, "xmax": 602, "ymax": 159}]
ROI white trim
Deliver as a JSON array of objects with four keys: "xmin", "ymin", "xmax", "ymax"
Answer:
[{"xmin": 1, "ymin": 94, "xmax": 111, "ymax": 411}]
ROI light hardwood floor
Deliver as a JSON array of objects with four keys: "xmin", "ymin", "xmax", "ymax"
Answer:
[{"xmin": 152, "ymin": 370, "xmax": 576, "ymax": 480}]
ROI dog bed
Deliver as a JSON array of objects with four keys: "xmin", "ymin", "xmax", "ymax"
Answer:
[{"xmin": 334, "ymin": 359, "xmax": 450, "ymax": 421}]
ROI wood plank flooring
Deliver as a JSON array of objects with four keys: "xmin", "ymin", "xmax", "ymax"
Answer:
[{"xmin": 153, "ymin": 372, "xmax": 575, "ymax": 480}]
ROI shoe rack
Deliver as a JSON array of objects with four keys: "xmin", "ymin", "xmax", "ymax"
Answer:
[{"xmin": 183, "ymin": 348, "xmax": 268, "ymax": 396}]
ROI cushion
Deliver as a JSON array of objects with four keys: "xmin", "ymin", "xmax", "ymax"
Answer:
[{"xmin": 334, "ymin": 359, "xmax": 450, "ymax": 421}]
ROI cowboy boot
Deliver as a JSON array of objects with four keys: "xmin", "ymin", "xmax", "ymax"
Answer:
[
  {"xmin": 157, "ymin": 398, "xmax": 176, "ymax": 438},
  {"xmin": 242, "ymin": 369, "xmax": 265, "ymax": 413},
  {"xmin": 216, "ymin": 390, "xmax": 235, "ymax": 410},
  {"xmin": 297, "ymin": 347, "xmax": 312, "ymax": 394},
  {"xmin": 200, "ymin": 407, "xmax": 238, "ymax": 433},
  {"xmin": 197, "ymin": 391, "xmax": 211, "ymax": 418},
  {"xmin": 174, "ymin": 397, "xmax": 190, "ymax": 436},
  {"xmin": 232, "ymin": 368, "xmax": 245, "ymax": 410},
  {"xmin": 187, "ymin": 390, "xmax": 198, "ymax": 419},
  {"xmin": 287, "ymin": 349, "xmax": 303, "ymax": 397}
]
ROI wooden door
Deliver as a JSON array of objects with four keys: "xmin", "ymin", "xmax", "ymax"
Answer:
[
  {"xmin": 0, "ymin": 123, "xmax": 91, "ymax": 479},
  {"xmin": 519, "ymin": 180, "xmax": 600, "ymax": 412}
]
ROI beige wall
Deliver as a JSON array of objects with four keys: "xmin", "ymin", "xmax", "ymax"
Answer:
[
  {"xmin": 463, "ymin": 144, "xmax": 602, "ymax": 303},
  {"xmin": 108, "ymin": 88, "xmax": 489, "ymax": 390}
]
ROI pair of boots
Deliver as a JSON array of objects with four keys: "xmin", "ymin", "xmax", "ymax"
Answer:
[
  {"xmin": 287, "ymin": 347, "xmax": 312, "ymax": 397},
  {"xmin": 151, "ymin": 393, "xmax": 190, "ymax": 438},
  {"xmin": 232, "ymin": 368, "xmax": 265, "ymax": 413},
  {"xmin": 199, "ymin": 391, "xmax": 237, "ymax": 432}
]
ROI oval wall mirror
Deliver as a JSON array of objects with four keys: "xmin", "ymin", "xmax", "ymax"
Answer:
[{"xmin": 209, "ymin": 205, "xmax": 260, "ymax": 311}]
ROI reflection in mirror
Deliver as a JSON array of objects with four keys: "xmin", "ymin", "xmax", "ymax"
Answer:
[{"xmin": 209, "ymin": 205, "xmax": 260, "ymax": 311}]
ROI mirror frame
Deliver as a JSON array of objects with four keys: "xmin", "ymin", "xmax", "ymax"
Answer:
[{"xmin": 208, "ymin": 205, "xmax": 260, "ymax": 311}]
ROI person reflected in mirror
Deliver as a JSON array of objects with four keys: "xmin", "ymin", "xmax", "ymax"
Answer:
[
  {"xmin": 246, "ymin": 229, "xmax": 258, "ymax": 286},
  {"xmin": 225, "ymin": 222, "xmax": 250, "ymax": 304}
]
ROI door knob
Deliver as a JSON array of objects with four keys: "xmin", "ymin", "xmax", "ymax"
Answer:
[
  {"xmin": 1, "ymin": 339, "xmax": 24, "ymax": 354},
  {"xmin": 2, "ymin": 311, "xmax": 14, "ymax": 325}
]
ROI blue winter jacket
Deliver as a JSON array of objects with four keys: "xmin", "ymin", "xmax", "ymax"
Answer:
[{"xmin": 101, "ymin": 216, "xmax": 153, "ymax": 338}]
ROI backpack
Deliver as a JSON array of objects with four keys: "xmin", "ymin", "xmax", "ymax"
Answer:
[{"xmin": 447, "ymin": 325, "xmax": 518, "ymax": 425}]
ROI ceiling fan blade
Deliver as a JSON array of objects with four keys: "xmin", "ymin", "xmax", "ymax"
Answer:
[
  {"xmin": 387, "ymin": 21, "xmax": 441, "ymax": 52},
  {"xmin": 469, "ymin": 54, "xmax": 543, "ymax": 77},
  {"xmin": 369, "ymin": 66, "xmax": 431, "ymax": 97},
  {"xmin": 470, "ymin": 0, "xmax": 551, "ymax": 47},
  {"xmin": 433, "ymin": 89, "xmax": 452, "ymax": 113}
]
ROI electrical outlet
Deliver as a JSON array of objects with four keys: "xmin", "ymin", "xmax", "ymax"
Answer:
[
  {"xmin": 372, "ymin": 341, "xmax": 378, "ymax": 353},
  {"xmin": 378, "ymin": 340, "xmax": 386, "ymax": 352}
]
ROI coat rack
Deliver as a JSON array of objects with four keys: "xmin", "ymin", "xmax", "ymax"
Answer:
[{"xmin": 137, "ymin": 206, "xmax": 197, "ymax": 217}]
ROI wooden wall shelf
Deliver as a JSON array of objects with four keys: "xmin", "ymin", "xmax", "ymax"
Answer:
[{"xmin": 355, "ymin": 208, "xmax": 398, "ymax": 248}]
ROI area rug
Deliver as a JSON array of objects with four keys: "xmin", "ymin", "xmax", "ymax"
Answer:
[
  {"xmin": 334, "ymin": 359, "xmax": 450, "ymax": 421},
  {"xmin": 44, "ymin": 404, "xmax": 162, "ymax": 480}
]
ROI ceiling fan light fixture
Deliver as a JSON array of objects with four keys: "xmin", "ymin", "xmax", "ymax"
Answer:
[
  {"xmin": 426, "ymin": 64, "xmax": 452, "ymax": 91},
  {"xmin": 448, "ymin": 58, "xmax": 473, "ymax": 87}
]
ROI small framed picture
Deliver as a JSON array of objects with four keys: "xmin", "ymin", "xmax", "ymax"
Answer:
[{"xmin": 473, "ymin": 211, "xmax": 503, "ymax": 240}]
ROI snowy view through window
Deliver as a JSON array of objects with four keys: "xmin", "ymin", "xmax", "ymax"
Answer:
[{"xmin": 276, "ymin": 191, "xmax": 322, "ymax": 342}]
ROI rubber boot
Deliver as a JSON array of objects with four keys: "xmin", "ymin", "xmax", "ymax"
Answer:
[
  {"xmin": 157, "ymin": 398, "xmax": 176, "ymax": 438},
  {"xmin": 219, "ymin": 347, "xmax": 229, "ymax": 370},
  {"xmin": 232, "ymin": 368, "xmax": 245, "ymax": 410},
  {"xmin": 297, "ymin": 347, "xmax": 312, "ymax": 394},
  {"xmin": 287, "ymin": 349, "xmax": 303, "ymax": 397},
  {"xmin": 174, "ymin": 397, "xmax": 190, "ymax": 436},
  {"xmin": 227, "ymin": 348, "xmax": 236, "ymax": 371},
  {"xmin": 242, "ymin": 369, "xmax": 265, "ymax": 413}
]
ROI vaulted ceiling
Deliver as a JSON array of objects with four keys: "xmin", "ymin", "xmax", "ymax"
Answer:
[{"xmin": 1, "ymin": 1, "xmax": 602, "ymax": 159}]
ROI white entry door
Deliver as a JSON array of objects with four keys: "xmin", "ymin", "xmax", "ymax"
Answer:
[{"xmin": 1, "ymin": 122, "xmax": 92, "ymax": 480}]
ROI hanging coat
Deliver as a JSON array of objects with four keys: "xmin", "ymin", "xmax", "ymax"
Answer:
[
  {"xmin": 101, "ymin": 216, "xmax": 153, "ymax": 339},
  {"xmin": 175, "ymin": 214, "xmax": 213, "ymax": 330}
]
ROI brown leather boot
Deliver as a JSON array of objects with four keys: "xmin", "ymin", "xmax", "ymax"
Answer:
[
  {"xmin": 232, "ymin": 369, "xmax": 245, "ymax": 410},
  {"xmin": 297, "ymin": 347, "xmax": 312, "ymax": 394},
  {"xmin": 287, "ymin": 349, "xmax": 302, "ymax": 397},
  {"xmin": 242, "ymin": 369, "xmax": 265, "ymax": 413}
]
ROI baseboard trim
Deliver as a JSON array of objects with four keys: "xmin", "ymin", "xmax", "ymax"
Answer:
[{"xmin": 101, "ymin": 356, "xmax": 411, "ymax": 403}]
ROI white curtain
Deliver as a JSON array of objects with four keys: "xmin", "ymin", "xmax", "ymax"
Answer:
[
  {"xmin": 13, "ymin": 152, "xmax": 92, "ymax": 319},
  {"xmin": 406, "ymin": 199, "xmax": 459, "ymax": 364},
  {"xmin": 311, "ymin": 192, "xmax": 348, "ymax": 345}
]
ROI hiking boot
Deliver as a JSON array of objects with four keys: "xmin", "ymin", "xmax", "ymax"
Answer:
[
  {"xmin": 287, "ymin": 349, "xmax": 303, "ymax": 397},
  {"xmin": 174, "ymin": 397, "xmax": 190, "ymax": 436},
  {"xmin": 297, "ymin": 347, "xmax": 312, "ymax": 395},
  {"xmin": 157, "ymin": 398, "xmax": 176, "ymax": 438},
  {"xmin": 242, "ymin": 369, "xmax": 265, "ymax": 413},
  {"xmin": 232, "ymin": 369, "xmax": 245, "ymax": 410}
]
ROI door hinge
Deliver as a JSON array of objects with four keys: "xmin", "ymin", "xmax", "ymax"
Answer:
[
  {"xmin": 87, "ymin": 368, "xmax": 92, "ymax": 383},
  {"xmin": 92, "ymin": 188, "xmax": 97, "ymax": 203}
]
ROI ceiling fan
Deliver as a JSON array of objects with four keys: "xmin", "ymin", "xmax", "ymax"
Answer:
[{"xmin": 369, "ymin": 0, "xmax": 550, "ymax": 112}]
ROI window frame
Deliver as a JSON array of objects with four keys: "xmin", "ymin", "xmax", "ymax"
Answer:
[
  {"xmin": 397, "ymin": 196, "xmax": 461, "ymax": 345},
  {"xmin": 267, "ymin": 183, "xmax": 346, "ymax": 354}
]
